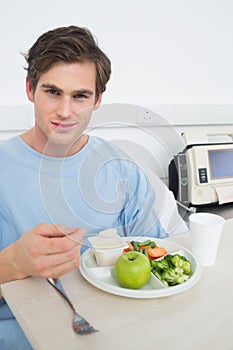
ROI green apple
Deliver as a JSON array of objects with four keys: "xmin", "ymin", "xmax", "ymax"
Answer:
[{"xmin": 114, "ymin": 251, "xmax": 151, "ymax": 289}]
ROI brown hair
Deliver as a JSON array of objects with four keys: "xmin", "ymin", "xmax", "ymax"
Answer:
[{"xmin": 23, "ymin": 25, "xmax": 111, "ymax": 100}]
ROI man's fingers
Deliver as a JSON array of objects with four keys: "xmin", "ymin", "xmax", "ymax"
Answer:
[
  {"xmin": 35, "ymin": 223, "xmax": 80, "ymax": 238},
  {"xmin": 34, "ymin": 245, "xmax": 82, "ymax": 278},
  {"xmin": 44, "ymin": 232, "xmax": 85, "ymax": 254},
  {"xmin": 64, "ymin": 228, "xmax": 85, "ymax": 244},
  {"xmin": 30, "ymin": 224, "xmax": 85, "ymax": 255}
]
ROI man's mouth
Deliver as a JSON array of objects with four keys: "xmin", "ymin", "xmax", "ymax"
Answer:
[{"xmin": 51, "ymin": 121, "xmax": 77, "ymax": 130}]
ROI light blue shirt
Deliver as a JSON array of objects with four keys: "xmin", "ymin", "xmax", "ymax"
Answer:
[
  {"xmin": 0, "ymin": 135, "xmax": 167, "ymax": 252},
  {"xmin": 0, "ymin": 134, "xmax": 167, "ymax": 348}
]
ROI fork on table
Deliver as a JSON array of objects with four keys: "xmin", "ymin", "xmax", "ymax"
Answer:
[{"xmin": 47, "ymin": 277, "xmax": 98, "ymax": 335}]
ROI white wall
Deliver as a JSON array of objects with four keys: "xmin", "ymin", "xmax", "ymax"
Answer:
[
  {"xmin": 1, "ymin": 0, "xmax": 233, "ymax": 112},
  {"xmin": 1, "ymin": 0, "xmax": 233, "ymax": 181}
]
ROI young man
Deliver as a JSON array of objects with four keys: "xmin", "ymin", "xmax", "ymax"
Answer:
[{"xmin": 0, "ymin": 25, "xmax": 167, "ymax": 349}]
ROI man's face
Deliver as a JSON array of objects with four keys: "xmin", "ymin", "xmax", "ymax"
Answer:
[{"xmin": 26, "ymin": 61, "xmax": 101, "ymax": 155}]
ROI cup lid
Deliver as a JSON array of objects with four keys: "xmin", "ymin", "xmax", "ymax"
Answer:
[{"xmin": 88, "ymin": 229, "xmax": 126, "ymax": 250}]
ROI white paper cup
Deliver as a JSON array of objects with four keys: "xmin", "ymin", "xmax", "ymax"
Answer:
[{"xmin": 189, "ymin": 212, "xmax": 225, "ymax": 266}]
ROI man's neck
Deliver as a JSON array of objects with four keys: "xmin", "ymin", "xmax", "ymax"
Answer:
[{"xmin": 20, "ymin": 129, "xmax": 89, "ymax": 157}]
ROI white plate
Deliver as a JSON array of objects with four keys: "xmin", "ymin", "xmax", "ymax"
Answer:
[{"xmin": 79, "ymin": 237, "xmax": 202, "ymax": 298}]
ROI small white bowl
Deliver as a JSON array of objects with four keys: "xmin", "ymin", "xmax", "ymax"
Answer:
[
  {"xmin": 94, "ymin": 246, "xmax": 128, "ymax": 267},
  {"xmin": 88, "ymin": 229, "xmax": 128, "ymax": 267}
]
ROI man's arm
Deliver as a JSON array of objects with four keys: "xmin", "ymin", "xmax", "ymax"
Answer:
[{"xmin": 0, "ymin": 243, "xmax": 25, "ymax": 284}]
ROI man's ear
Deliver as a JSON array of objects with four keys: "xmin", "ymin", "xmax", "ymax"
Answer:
[
  {"xmin": 94, "ymin": 93, "xmax": 102, "ymax": 110},
  {"xmin": 26, "ymin": 77, "xmax": 35, "ymax": 102}
]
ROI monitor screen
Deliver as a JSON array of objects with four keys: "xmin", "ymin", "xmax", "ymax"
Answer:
[{"xmin": 209, "ymin": 149, "xmax": 233, "ymax": 179}]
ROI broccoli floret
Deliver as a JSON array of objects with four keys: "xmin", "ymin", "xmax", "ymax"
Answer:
[
  {"xmin": 151, "ymin": 253, "xmax": 192, "ymax": 287},
  {"xmin": 181, "ymin": 260, "xmax": 191, "ymax": 275},
  {"xmin": 155, "ymin": 259, "xmax": 170, "ymax": 270},
  {"xmin": 161, "ymin": 268, "xmax": 189, "ymax": 286},
  {"xmin": 170, "ymin": 254, "xmax": 191, "ymax": 275},
  {"xmin": 152, "ymin": 269, "xmax": 162, "ymax": 280},
  {"xmin": 176, "ymin": 274, "xmax": 190, "ymax": 284},
  {"xmin": 161, "ymin": 269, "xmax": 180, "ymax": 286},
  {"xmin": 150, "ymin": 259, "xmax": 158, "ymax": 269},
  {"xmin": 163, "ymin": 254, "xmax": 173, "ymax": 265}
]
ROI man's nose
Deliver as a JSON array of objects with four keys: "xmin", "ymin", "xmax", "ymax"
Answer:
[{"xmin": 56, "ymin": 99, "xmax": 72, "ymax": 119}]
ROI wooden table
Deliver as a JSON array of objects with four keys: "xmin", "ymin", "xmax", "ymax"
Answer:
[{"xmin": 2, "ymin": 219, "xmax": 233, "ymax": 350}]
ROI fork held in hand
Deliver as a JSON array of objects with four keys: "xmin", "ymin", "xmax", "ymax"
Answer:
[{"xmin": 47, "ymin": 278, "xmax": 98, "ymax": 335}]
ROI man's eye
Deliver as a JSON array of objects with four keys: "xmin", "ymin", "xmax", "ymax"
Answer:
[
  {"xmin": 47, "ymin": 89, "xmax": 59, "ymax": 95},
  {"xmin": 74, "ymin": 93, "xmax": 87, "ymax": 99}
]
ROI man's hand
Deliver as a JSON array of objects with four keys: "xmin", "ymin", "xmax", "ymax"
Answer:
[{"xmin": 10, "ymin": 223, "xmax": 85, "ymax": 280}]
